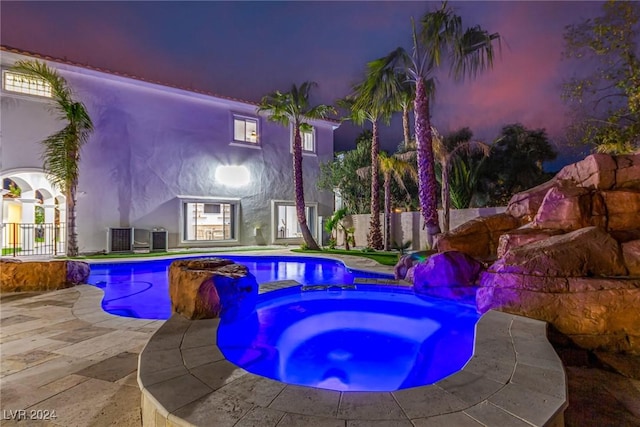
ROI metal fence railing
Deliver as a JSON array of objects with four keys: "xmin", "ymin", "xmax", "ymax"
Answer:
[{"xmin": 1, "ymin": 222, "xmax": 66, "ymax": 257}]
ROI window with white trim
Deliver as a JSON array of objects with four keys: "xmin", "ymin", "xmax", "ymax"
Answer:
[
  {"xmin": 3, "ymin": 71, "xmax": 52, "ymax": 98},
  {"xmin": 273, "ymin": 201, "xmax": 317, "ymax": 240},
  {"xmin": 233, "ymin": 115, "xmax": 258, "ymax": 144},
  {"xmin": 301, "ymin": 127, "xmax": 315, "ymax": 153},
  {"xmin": 182, "ymin": 201, "xmax": 237, "ymax": 241}
]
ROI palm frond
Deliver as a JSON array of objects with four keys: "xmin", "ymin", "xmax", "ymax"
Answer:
[{"xmin": 451, "ymin": 26, "xmax": 501, "ymax": 81}]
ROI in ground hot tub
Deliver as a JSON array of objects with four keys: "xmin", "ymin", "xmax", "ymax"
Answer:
[{"xmin": 217, "ymin": 285, "xmax": 480, "ymax": 392}]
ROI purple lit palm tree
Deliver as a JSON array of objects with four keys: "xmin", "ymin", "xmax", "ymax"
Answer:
[
  {"xmin": 374, "ymin": 2, "xmax": 500, "ymax": 246},
  {"xmin": 258, "ymin": 82, "xmax": 335, "ymax": 251}
]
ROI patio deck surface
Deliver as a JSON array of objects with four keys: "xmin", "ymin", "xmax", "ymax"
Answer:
[{"xmin": 1, "ymin": 250, "xmax": 639, "ymax": 426}]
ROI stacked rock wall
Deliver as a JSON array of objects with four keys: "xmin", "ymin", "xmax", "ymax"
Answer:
[{"xmin": 427, "ymin": 153, "xmax": 640, "ymax": 354}]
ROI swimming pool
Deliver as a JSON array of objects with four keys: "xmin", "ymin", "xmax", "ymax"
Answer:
[
  {"xmin": 88, "ymin": 255, "xmax": 393, "ymax": 319},
  {"xmin": 218, "ymin": 284, "xmax": 480, "ymax": 392}
]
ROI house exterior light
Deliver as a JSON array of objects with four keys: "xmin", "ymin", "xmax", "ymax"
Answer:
[{"xmin": 215, "ymin": 165, "xmax": 250, "ymax": 187}]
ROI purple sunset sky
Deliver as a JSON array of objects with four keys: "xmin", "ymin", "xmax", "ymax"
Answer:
[{"xmin": 1, "ymin": 1, "xmax": 605, "ymax": 169}]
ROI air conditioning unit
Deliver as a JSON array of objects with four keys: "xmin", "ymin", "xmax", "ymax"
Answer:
[
  {"xmin": 107, "ymin": 227, "xmax": 133, "ymax": 253},
  {"xmin": 150, "ymin": 230, "xmax": 168, "ymax": 252}
]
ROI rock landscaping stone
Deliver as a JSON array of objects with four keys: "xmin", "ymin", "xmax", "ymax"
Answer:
[
  {"xmin": 0, "ymin": 259, "xmax": 90, "ymax": 292},
  {"xmin": 622, "ymin": 240, "xmax": 640, "ymax": 276},
  {"xmin": 614, "ymin": 153, "xmax": 640, "ymax": 190},
  {"xmin": 555, "ymin": 153, "xmax": 617, "ymax": 190},
  {"xmin": 477, "ymin": 274, "xmax": 640, "ymax": 354},
  {"xmin": 393, "ymin": 251, "xmax": 435, "ymax": 280},
  {"xmin": 435, "ymin": 213, "xmax": 521, "ymax": 259},
  {"xmin": 532, "ymin": 181, "xmax": 592, "ymax": 231},
  {"xmin": 412, "ymin": 251, "xmax": 483, "ymax": 303},
  {"xmin": 169, "ymin": 258, "xmax": 258, "ymax": 320},
  {"xmin": 506, "ymin": 179, "xmax": 557, "ymax": 221},
  {"xmin": 600, "ymin": 190, "xmax": 640, "ymax": 230},
  {"xmin": 66, "ymin": 260, "xmax": 91, "ymax": 285},
  {"xmin": 430, "ymin": 153, "xmax": 640, "ymax": 354},
  {"xmin": 492, "ymin": 227, "xmax": 627, "ymax": 278},
  {"xmin": 496, "ymin": 227, "xmax": 563, "ymax": 258}
]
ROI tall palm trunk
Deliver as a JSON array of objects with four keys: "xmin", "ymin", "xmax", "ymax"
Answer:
[
  {"xmin": 414, "ymin": 77, "xmax": 441, "ymax": 246},
  {"xmin": 368, "ymin": 121, "xmax": 383, "ymax": 249},
  {"xmin": 66, "ymin": 183, "xmax": 78, "ymax": 256},
  {"xmin": 293, "ymin": 126, "xmax": 320, "ymax": 250},
  {"xmin": 402, "ymin": 105, "xmax": 411, "ymax": 148},
  {"xmin": 441, "ymin": 157, "xmax": 451, "ymax": 233},
  {"xmin": 383, "ymin": 172, "xmax": 391, "ymax": 251}
]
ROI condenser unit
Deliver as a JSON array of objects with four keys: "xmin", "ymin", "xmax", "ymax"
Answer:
[
  {"xmin": 150, "ymin": 230, "xmax": 168, "ymax": 252},
  {"xmin": 107, "ymin": 227, "xmax": 133, "ymax": 253}
]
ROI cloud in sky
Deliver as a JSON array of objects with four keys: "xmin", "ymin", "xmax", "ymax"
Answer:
[{"xmin": 1, "ymin": 1, "xmax": 605, "ymax": 163}]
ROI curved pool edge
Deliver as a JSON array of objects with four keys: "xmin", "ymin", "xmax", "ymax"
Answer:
[{"xmin": 137, "ymin": 309, "xmax": 568, "ymax": 426}]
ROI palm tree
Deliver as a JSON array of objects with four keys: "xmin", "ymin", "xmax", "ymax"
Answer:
[
  {"xmin": 340, "ymin": 56, "xmax": 409, "ymax": 250},
  {"xmin": 431, "ymin": 127, "xmax": 490, "ymax": 232},
  {"xmin": 373, "ymin": 1, "xmax": 500, "ymax": 245},
  {"xmin": 336, "ymin": 96, "xmax": 386, "ymax": 250},
  {"xmin": 11, "ymin": 60, "xmax": 93, "ymax": 257},
  {"xmin": 357, "ymin": 152, "xmax": 417, "ymax": 251},
  {"xmin": 258, "ymin": 82, "xmax": 334, "ymax": 251}
]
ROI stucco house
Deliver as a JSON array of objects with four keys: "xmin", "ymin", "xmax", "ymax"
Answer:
[{"xmin": 1, "ymin": 46, "xmax": 339, "ymax": 255}]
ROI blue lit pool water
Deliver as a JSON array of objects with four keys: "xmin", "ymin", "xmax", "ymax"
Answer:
[
  {"xmin": 218, "ymin": 285, "xmax": 480, "ymax": 392},
  {"xmin": 88, "ymin": 255, "xmax": 393, "ymax": 320}
]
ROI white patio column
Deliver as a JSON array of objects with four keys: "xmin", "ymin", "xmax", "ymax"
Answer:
[
  {"xmin": 19, "ymin": 198, "xmax": 36, "ymax": 251},
  {"xmin": 58, "ymin": 205, "xmax": 66, "ymax": 253},
  {"xmin": 0, "ymin": 189, "xmax": 8, "ymax": 251},
  {"xmin": 43, "ymin": 203, "xmax": 56, "ymax": 246}
]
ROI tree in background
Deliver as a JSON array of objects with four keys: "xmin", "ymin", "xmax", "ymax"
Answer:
[
  {"xmin": 258, "ymin": 82, "xmax": 335, "ymax": 251},
  {"xmin": 357, "ymin": 152, "xmax": 417, "ymax": 250},
  {"xmin": 11, "ymin": 60, "xmax": 93, "ymax": 257},
  {"xmin": 563, "ymin": 0, "xmax": 640, "ymax": 154},
  {"xmin": 480, "ymin": 123, "xmax": 557, "ymax": 205},
  {"xmin": 318, "ymin": 130, "xmax": 373, "ymax": 214},
  {"xmin": 371, "ymin": 2, "xmax": 500, "ymax": 245},
  {"xmin": 338, "ymin": 72, "xmax": 397, "ymax": 249},
  {"xmin": 432, "ymin": 127, "xmax": 489, "ymax": 232}
]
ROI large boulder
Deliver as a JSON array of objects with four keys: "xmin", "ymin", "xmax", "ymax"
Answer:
[
  {"xmin": 412, "ymin": 251, "xmax": 484, "ymax": 303},
  {"xmin": 477, "ymin": 274, "xmax": 640, "ymax": 354},
  {"xmin": 506, "ymin": 179, "xmax": 556, "ymax": 221},
  {"xmin": 556, "ymin": 153, "xmax": 617, "ymax": 190},
  {"xmin": 614, "ymin": 154, "xmax": 640, "ymax": 190},
  {"xmin": 492, "ymin": 226, "xmax": 627, "ymax": 277},
  {"xmin": 0, "ymin": 259, "xmax": 90, "ymax": 292},
  {"xmin": 532, "ymin": 181, "xmax": 592, "ymax": 231},
  {"xmin": 600, "ymin": 190, "xmax": 640, "ymax": 230},
  {"xmin": 496, "ymin": 227, "xmax": 564, "ymax": 258},
  {"xmin": 622, "ymin": 240, "xmax": 640, "ymax": 276},
  {"xmin": 66, "ymin": 260, "xmax": 91, "ymax": 285},
  {"xmin": 169, "ymin": 258, "xmax": 258, "ymax": 320},
  {"xmin": 393, "ymin": 250, "xmax": 435, "ymax": 280},
  {"xmin": 435, "ymin": 213, "xmax": 521, "ymax": 259}
]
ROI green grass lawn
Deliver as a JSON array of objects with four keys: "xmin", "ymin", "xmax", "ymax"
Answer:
[{"xmin": 291, "ymin": 248, "xmax": 400, "ymax": 266}]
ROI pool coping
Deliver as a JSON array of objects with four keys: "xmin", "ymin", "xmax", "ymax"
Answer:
[{"xmin": 137, "ymin": 295, "xmax": 568, "ymax": 426}]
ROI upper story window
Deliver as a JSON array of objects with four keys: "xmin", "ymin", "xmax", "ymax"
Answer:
[
  {"xmin": 301, "ymin": 128, "xmax": 315, "ymax": 153},
  {"xmin": 3, "ymin": 71, "xmax": 52, "ymax": 98},
  {"xmin": 233, "ymin": 115, "xmax": 259, "ymax": 144}
]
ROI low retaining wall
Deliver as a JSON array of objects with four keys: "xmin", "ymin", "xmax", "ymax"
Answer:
[{"xmin": 339, "ymin": 207, "xmax": 506, "ymax": 250}]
